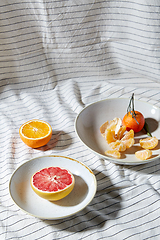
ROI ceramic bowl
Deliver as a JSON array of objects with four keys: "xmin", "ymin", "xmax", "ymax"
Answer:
[
  {"xmin": 9, "ymin": 155, "xmax": 97, "ymax": 219},
  {"xmin": 75, "ymin": 98, "xmax": 160, "ymax": 165}
]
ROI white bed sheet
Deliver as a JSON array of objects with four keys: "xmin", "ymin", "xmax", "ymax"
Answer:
[{"xmin": 1, "ymin": 1, "xmax": 160, "ymax": 239}]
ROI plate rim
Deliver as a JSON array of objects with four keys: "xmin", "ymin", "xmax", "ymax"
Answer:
[
  {"xmin": 74, "ymin": 98, "xmax": 160, "ymax": 165},
  {"xmin": 9, "ymin": 155, "xmax": 97, "ymax": 220}
]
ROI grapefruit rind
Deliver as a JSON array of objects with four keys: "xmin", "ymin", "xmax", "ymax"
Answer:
[
  {"xmin": 19, "ymin": 119, "xmax": 52, "ymax": 148},
  {"xmin": 30, "ymin": 167, "xmax": 75, "ymax": 201}
]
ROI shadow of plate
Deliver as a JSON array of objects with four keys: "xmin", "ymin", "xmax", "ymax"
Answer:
[{"xmin": 51, "ymin": 175, "xmax": 88, "ymax": 207}]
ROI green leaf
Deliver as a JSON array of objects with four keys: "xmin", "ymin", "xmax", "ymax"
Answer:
[{"xmin": 143, "ymin": 120, "xmax": 152, "ymax": 137}]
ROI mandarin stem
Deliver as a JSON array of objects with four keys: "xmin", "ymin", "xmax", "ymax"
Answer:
[{"xmin": 127, "ymin": 93, "xmax": 139, "ymax": 125}]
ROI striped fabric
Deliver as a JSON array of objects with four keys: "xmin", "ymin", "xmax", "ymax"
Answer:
[{"xmin": 1, "ymin": 1, "xmax": 160, "ymax": 239}]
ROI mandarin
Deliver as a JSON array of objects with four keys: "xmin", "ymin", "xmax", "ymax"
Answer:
[{"xmin": 122, "ymin": 111, "xmax": 145, "ymax": 133}]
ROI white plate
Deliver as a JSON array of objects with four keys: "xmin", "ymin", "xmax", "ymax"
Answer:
[
  {"xmin": 75, "ymin": 98, "xmax": 160, "ymax": 165},
  {"xmin": 9, "ymin": 155, "xmax": 97, "ymax": 220}
]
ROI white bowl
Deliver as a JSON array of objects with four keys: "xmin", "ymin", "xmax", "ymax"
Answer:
[
  {"xmin": 9, "ymin": 155, "xmax": 97, "ymax": 219},
  {"xmin": 75, "ymin": 98, "xmax": 160, "ymax": 165}
]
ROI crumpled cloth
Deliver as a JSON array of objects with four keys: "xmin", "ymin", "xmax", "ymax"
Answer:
[{"xmin": 1, "ymin": 1, "xmax": 160, "ymax": 240}]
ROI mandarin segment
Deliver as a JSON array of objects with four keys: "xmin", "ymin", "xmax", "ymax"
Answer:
[
  {"xmin": 121, "ymin": 129, "xmax": 134, "ymax": 140},
  {"xmin": 100, "ymin": 121, "xmax": 109, "ymax": 137},
  {"xmin": 116, "ymin": 125, "xmax": 126, "ymax": 140},
  {"xmin": 107, "ymin": 118, "xmax": 122, "ymax": 133},
  {"xmin": 105, "ymin": 150, "xmax": 121, "ymax": 159},
  {"xmin": 105, "ymin": 129, "xmax": 116, "ymax": 143},
  {"xmin": 100, "ymin": 118, "xmax": 122, "ymax": 136},
  {"xmin": 121, "ymin": 137, "xmax": 135, "ymax": 149},
  {"xmin": 109, "ymin": 140, "xmax": 126, "ymax": 152},
  {"xmin": 139, "ymin": 137, "xmax": 158, "ymax": 150},
  {"xmin": 104, "ymin": 118, "xmax": 121, "ymax": 131},
  {"xmin": 135, "ymin": 149, "xmax": 152, "ymax": 160}
]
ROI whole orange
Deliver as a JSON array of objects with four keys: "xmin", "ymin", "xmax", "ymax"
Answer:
[{"xmin": 122, "ymin": 111, "xmax": 145, "ymax": 133}]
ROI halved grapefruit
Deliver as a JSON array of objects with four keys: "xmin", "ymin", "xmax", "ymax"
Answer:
[{"xmin": 30, "ymin": 166, "xmax": 75, "ymax": 201}]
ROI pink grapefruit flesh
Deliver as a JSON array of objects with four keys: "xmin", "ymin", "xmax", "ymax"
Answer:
[{"xmin": 30, "ymin": 166, "xmax": 75, "ymax": 201}]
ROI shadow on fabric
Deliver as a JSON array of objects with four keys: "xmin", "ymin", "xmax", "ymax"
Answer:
[{"xmin": 44, "ymin": 170, "xmax": 122, "ymax": 232}]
